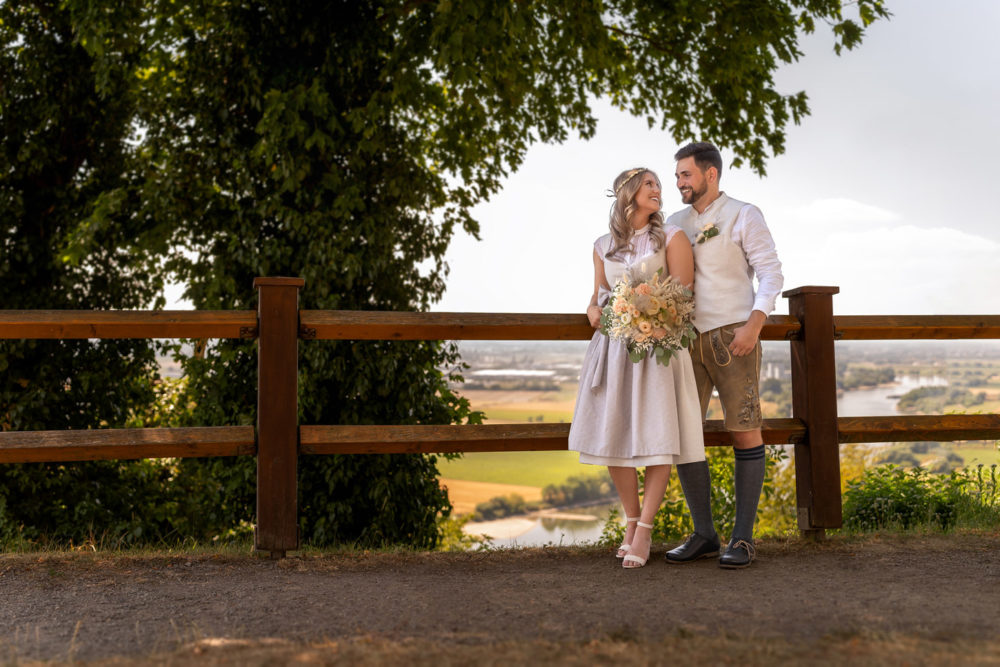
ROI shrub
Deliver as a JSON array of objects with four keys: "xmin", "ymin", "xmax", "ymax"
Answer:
[
  {"xmin": 436, "ymin": 514, "xmax": 488, "ymax": 552},
  {"xmin": 0, "ymin": 459, "xmax": 199, "ymax": 548},
  {"xmin": 843, "ymin": 466, "xmax": 965, "ymax": 531},
  {"xmin": 960, "ymin": 464, "xmax": 1000, "ymax": 526}
]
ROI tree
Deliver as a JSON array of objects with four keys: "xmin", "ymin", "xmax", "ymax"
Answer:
[
  {"xmin": 2, "ymin": 0, "xmax": 889, "ymax": 547},
  {"xmin": 0, "ymin": 0, "xmax": 178, "ymax": 543}
]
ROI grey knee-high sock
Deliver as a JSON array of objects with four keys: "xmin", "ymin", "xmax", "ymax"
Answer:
[
  {"xmin": 732, "ymin": 444, "xmax": 766, "ymax": 543},
  {"xmin": 676, "ymin": 461, "xmax": 717, "ymax": 540}
]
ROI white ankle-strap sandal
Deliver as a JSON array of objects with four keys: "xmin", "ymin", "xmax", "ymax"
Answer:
[
  {"xmin": 616, "ymin": 516, "xmax": 640, "ymax": 559},
  {"xmin": 622, "ymin": 521, "xmax": 654, "ymax": 569}
]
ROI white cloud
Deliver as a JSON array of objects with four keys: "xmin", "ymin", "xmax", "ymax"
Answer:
[
  {"xmin": 777, "ymin": 223, "xmax": 1000, "ymax": 315},
  {"xmin": 784, "ymin": 198, "xmax": 901, "ymax": 226}
]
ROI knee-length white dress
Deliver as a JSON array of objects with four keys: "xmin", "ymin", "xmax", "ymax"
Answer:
[{"xmin": 568, "ymin": 224, "xmax": 706, "ymax": 467}]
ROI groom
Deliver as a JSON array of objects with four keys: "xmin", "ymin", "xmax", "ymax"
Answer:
[{"xmin": 664, "ymin": 142, "xmax": 784, "ymax": 568}]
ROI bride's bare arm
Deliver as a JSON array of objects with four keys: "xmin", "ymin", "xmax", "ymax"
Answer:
[
  {"xmin": 665, "ymin": 232, "xmax": 694, "ymax": 289},
  {"xmin": 587, "ymin": 248, "xmax": 609, "ymax": 328}
]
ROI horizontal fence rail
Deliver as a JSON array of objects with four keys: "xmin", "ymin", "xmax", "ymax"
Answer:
[
  {"xmin": 299, "ymin": 310, "xmax": 803, "ymax": 341},
  {"xmin": 300, "ymin": 415, "xmax": 1000, "ymax": 454},
  {"xmin": 299, "ymin": 419, "xmax": 810, "ymax": 455},
  {"xmin": 0, "ymin": 426, "xmax": 256, "ymax": 463},
  {"xmin": 299, "ymin": 311, "xmax": 1000, "ymax": 342},
  {"xmin": 0, "ymin": 310, "xmax": 258, "ymax": 339},
  {"xmin": 833, "ymin": 315, "xmax": 1000, "ymax": 340},
  {"xmin": 3, "ymin": 281, "xmax": 1000, "ymax": 556},
  {"xmin": 837, "ymin": 414, "xmax": 1000, "ymax": 444}
]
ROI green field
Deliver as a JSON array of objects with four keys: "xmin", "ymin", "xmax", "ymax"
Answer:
[
  {"xmin": 952, "ymin": 444, "xmax": 1000, "ymax": 468},
  {"xmin": 439, "ymin": 444, "xmax": 1000, "ymax": 489},
  {"xmin": 437, "ymin": 450, "xmax": 604, "ymax": 487},
  {"xmin": 483, "ymin": 408, "xmax": 574, "ymax": 423}
]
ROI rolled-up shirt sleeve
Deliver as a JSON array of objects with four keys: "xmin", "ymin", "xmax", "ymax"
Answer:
[{"xmin": 734, "ymin": 205, "xmax": 784, "ymax": 316}]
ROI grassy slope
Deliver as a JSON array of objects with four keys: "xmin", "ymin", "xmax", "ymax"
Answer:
[
  {"xmin": 951, "ymin": 443, "xmax": 1000, "ymax": 467},
  {"xmin": 440, "ymin": 385, "xmax": 596, "ymax": 487},
  {"xmin": 482, "ymin": 408, "xmax": 573, "ymax": 423},
  {"xmin": 437, "ymin": 450, "xmax": 603, "ymax": 487}
]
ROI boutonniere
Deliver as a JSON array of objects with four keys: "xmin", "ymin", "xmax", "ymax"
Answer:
[{"xmin": 695, "ymin": 223, "xmax": 720, "ymax": 244}]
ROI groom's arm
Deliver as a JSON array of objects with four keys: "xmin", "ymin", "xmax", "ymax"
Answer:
[
  {"xmin": 730, "ymin": 205, "xmax": 783, "ymax": 356},
  {"xmin": 730, "ymin": 310, "xmax": 767, "ymax": 356}
]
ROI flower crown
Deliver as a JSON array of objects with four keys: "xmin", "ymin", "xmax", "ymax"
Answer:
[{"xmin": 611, "ymin": 168, "xmax": 646, "ymax": 197}]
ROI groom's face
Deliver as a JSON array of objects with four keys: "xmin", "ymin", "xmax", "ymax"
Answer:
[{"xmin": 675, "ymin": 157, "xmax": 709, "ymax": 206}]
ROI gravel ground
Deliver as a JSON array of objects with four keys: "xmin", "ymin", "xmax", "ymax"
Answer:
[{"xmin": 2, "ymin": 532, "xmax": 999, "ymax": 664}]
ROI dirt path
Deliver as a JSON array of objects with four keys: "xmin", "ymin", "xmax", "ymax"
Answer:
[{"xmin": 2, "ymin": 533, "xmax": 1000, "ymax": 664}]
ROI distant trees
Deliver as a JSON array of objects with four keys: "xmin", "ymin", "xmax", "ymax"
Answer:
[
  {"xmin": 760, "ymin": 377, "xmax": 792, "ymax": 418},
  {"xmin": 839, "ymin": 366, "xmax": 896, "ymax": 390},
  {"xmin": 473, "ymin": 474, "xmax": 616, "ymax": 520},
  {"xmin": 475, "ymin": 494, "xmax": 533, "ymax": 521},
  {"xmin": 896, "ymin": 387, "xmax": 987, "ymax": 414},
  {"xmin": 542, "ymin": 475, "xmax": 615, "ymax": 506}
]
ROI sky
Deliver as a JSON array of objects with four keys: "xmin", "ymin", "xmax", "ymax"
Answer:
[{"xmin": 433, "ymin": 1, "xmax": 1000, "ymax": 317}]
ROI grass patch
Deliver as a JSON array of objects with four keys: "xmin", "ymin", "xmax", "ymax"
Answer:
[
  {"xmin": 952, "ymin": 443, "xmax": 1000, "ymax": 467},
  {"xmin": 482, "ymin": 407, "xmax": 574, "ymax": 423},
  {"xmin": 437, "ymin": 450, "xmax": 601, "ymax": 487}
]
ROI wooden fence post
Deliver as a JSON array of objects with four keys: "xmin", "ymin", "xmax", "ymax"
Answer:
[
  {"xmin": 784, "ymin": 286, "xmax": 842, "ymax": 538},
  {"xmin": 254, "ymin": 277, "xmax": 304, "ymax": 558}
]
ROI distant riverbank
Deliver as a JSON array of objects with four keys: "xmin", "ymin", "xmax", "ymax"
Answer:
[
  {"xmin": 836, "ymin": 374, "xmax": 946, "ymax": 416},
  {"xmin": 462, "ymin": 500, "xmax": 615, "ymax": 548}
]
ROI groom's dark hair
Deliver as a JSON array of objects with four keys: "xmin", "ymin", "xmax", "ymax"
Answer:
[{"xmin": 674, "ymin": 142, "xmax": 723, "ymax": 176}]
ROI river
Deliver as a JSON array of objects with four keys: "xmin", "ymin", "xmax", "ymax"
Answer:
[
  {"xmin": 836, "ymin": 374, "xmax": 946, "ymax": 416},
  {"xmin": 463, "ymin": 375, "xmax": 946, "ymax": 548}
]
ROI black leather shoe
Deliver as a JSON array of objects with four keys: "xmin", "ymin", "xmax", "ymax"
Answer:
[
  {"xmin": 664, "ymin": 533, "xmax": 721, "ymax": 564},
  {"xmin": 718, "ymin": 539, "xmax": 756, "ymax": 569}
]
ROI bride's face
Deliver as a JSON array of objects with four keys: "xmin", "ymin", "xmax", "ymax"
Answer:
[{"xmin": 633, "ymin": 172, "xmax": 662, "ymax": 220}]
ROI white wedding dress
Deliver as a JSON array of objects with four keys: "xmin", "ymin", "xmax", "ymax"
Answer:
[{"xmin": 568, "ymin": 224, "xmax": 706, "ymax": 467}]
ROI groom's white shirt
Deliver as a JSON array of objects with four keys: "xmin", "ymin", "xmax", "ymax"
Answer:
[{"xmin": 667, "ymin": 192, "xmax": 783, "ymax": 332}]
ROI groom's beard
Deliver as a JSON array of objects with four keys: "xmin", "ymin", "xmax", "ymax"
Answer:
[{"xmin": 680, "ymin": 183, "xmax": 707, "ymax": 205}]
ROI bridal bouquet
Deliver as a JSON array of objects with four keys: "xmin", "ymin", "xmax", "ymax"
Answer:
[{"xmin": 599, "ymin": 268, "xmax": 696, "ymax": 367}]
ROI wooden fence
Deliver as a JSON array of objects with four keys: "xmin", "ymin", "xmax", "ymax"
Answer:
[{"xmin": 2, "ymin": 280, "xmax": 1000, "ymax": 557}]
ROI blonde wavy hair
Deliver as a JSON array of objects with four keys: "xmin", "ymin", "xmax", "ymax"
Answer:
[{"xmin": 606, "ymin": 168, "xmax": 665, "ymax": 260}]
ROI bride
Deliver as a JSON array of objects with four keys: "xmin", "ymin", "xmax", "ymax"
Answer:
[{"xmin": 568, "ymin": 167, "xmax": 706, "ymax": 569}]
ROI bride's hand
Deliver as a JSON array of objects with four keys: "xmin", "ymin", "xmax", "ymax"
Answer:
[{"xmin": 587, "ymin": 305, "xmax": 602, "ymax": 329}]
